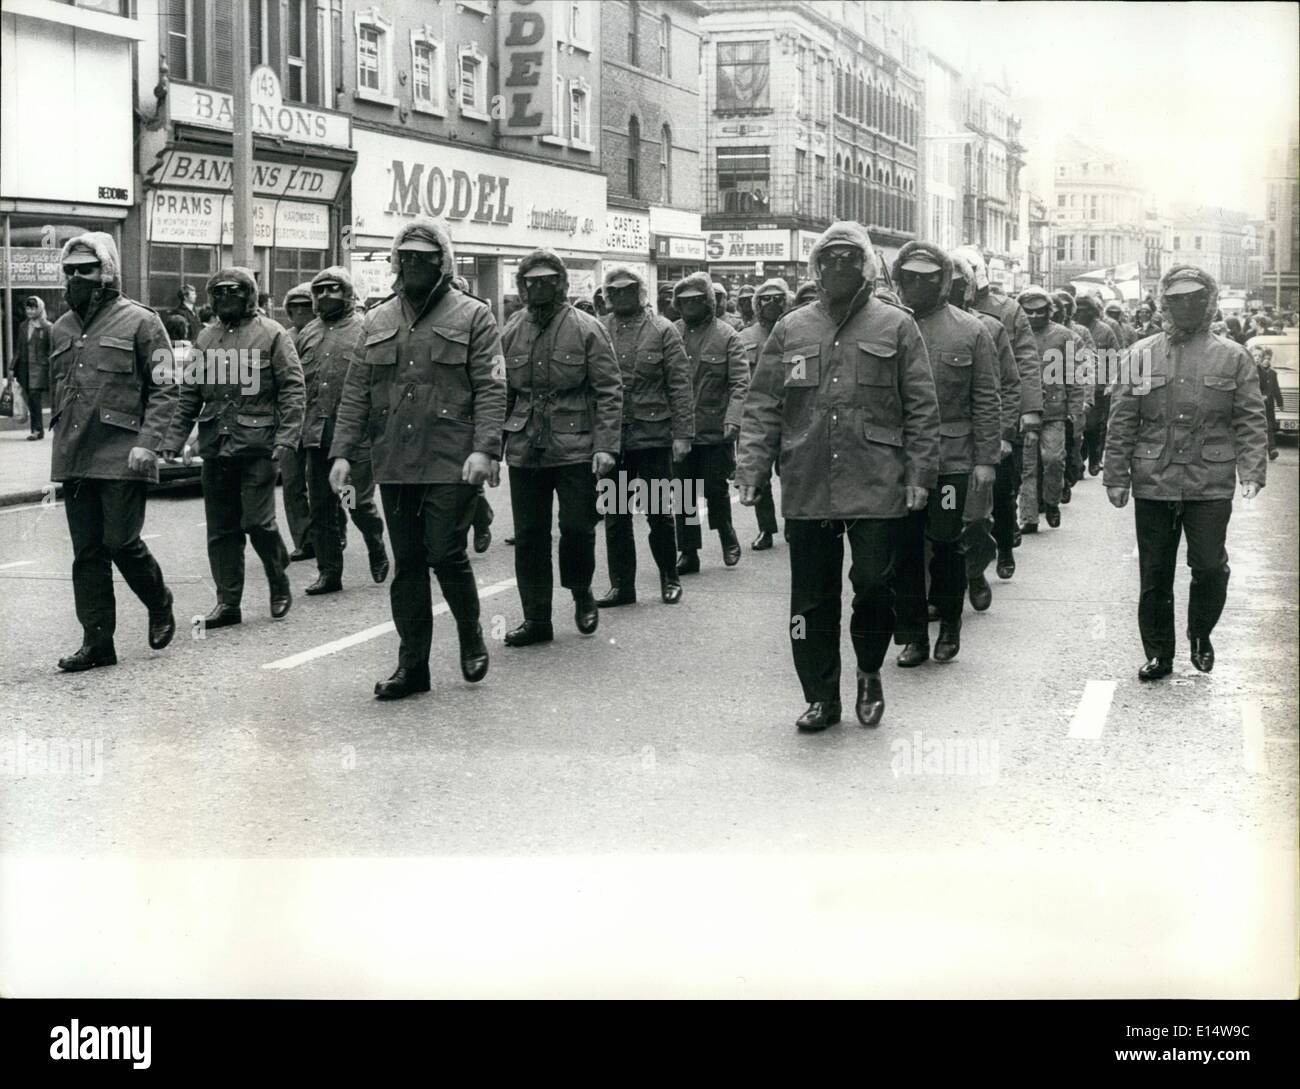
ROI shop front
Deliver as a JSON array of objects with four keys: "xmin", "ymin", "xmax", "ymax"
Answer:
[
  {"xmin": 705, "ymin": 229, "xmax": 805, "ymax": 296},
  {"xmin": 133, "ymin": 72, "xmax": 354, "ymax": 319},
  {"xmin": 603, "ymin": 208, "xmax": 652, "ymax": 301},
  {"xmin": 348, "ymin": 129, "xmax": 607, "ymax": 320},
  {"xmin": 649, "ymin": 206, "xmax": 706, "ymax": 297}
]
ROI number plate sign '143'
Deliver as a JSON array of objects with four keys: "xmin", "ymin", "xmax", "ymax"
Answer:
[{"xmin": 498, "ymin": 0, "xmax": 554, "ymax": 135}]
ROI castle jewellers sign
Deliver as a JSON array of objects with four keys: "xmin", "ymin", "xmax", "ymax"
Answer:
[{"xmin": 170, "ymin": 70, "xmax": 351, "ymax": 149}]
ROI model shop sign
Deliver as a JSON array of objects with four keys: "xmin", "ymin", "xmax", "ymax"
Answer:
[
  {"xmin": 497, "ymin": 0, "xmax": 555, "ymax": 135},
  {"xmin": 706, "ymin": 230, "xmax": 791, "ymax": 262}
]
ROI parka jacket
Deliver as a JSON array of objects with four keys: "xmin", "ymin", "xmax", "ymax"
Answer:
[
  {"xmin": 968, "ymin": 283, "xmax": 1044, "ymax": 418},
  {"xmin": 673, "ymin": 270, "xmax": 749, "ymax": 445},
  {"xmin": 601, "ymin": 310, "xmax": 693, "ymax": 451},
  {"xmin": 297, "ymin": 266, "xmax": 365, "ymax": 453},
  {"xmin": 737, "ymin": 221, "xmax": 941, "ymax": 520},
  {"xmin": 16, "ymin": 319, "xmax": 51, "ymax": 390},
  {"xmin": 1104, "ymin": 265, "xmax": 1267, "ymax": 501}
]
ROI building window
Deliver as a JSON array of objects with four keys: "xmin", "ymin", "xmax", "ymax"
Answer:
[
  {"xmin": 1194, "ymin": 236, "xmax": 1203, "ymax": 250},
  {"xmin": 567, "ymin": 1, "xmax": 591, "ymax": 51},
  {"xmin": 660, "ymin": 124, "xmax": 672, "ymax": 202},
  {"xmin": 287, "ymin": 0, "xmax": 307, "ymax": 101},
  {"xmin": 354, "ymin": 10, "xmax": 395, "ymax": 104},
  {"xmin": 717, "ymin": 146, "xmax": 770, "ymax": 213},
  {"xmin": 815, "ymin": 154, "xmax": 825, "ymax": 219},
  {"xmin": 148, "ymin": 243, "xmax": 214, "ymax": 312},
  {"xmin": 716, "ymin": 41, "xmax": 770, "ymax": 111},
  {"xmin": 165, "ymin": 0, "xmax": 191, "ymax": 81},
  {"xmin": 1173, "ymin": 236, "xmax": 1181, "ymax": 250},
  {"xmin": 627, "ymin": 115, "xmax": 641, "ymax": 198},
  {"xmin": 249, "ymin": 0, "xmax": 268, "ymax": 69},
  {"xmin": 1056, "ymin": 237, "xmax": 1066, "ymax": 263},
  {"xmin": 1088, "ymin": 236, "xmax": 1098, "ymax": 262},
  {"xmin": 411, "ymin": 33, "xmax": 445, "ymax": 115},
  {"xmin": 795, "ymin": 148, "xmax": 807, "ymax": 213},
  {"xmin": 358, "ymin": 26, "xmax": 381, "ymax": 91},
  {"xmin": 659, "ymin": 14, "xmax": 671, "ymax": 78},
  {"xmin": 628, "ymin": 0, "xmax": 640, "ymax": 67},
  {"xmin": 1057, "ymin": 194, "xmax": 1066, "ymax": 208},
  {"xmin": 458, "ymin": 43, "xmax": 488, "ymax": 120},
  {"xmin": 1089, "ymin": 195, "xmax": 1098, "ymax": 220},
  {"xmin": 570, "ymin": 80, "xmax": 591, "ymax": 150}
]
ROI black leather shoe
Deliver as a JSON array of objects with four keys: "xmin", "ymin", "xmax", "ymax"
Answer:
[
  {"xmin": 751, "ymin": 531, "xmax": 774, "ymax": 551},
  {"xmin": 1012, "ymin": 527, "xmax": 1023, "ymax": 548},
  {"xmin": 574, "ymin": 589, "xmax": 599, "ymax": 634},
  {"xmin": 504, "ymin": 535, "xmax": 516, "ymax": 546},
  {"xmin": 926, "ymin": 603, "xmax": 940, "ymax": 623},
  {"xmin": 1020, "ymin": 522, "xmax": 1038, "ymax": 535},
  {"xmin": 596, "ymin": 586, "xmax": 636, "ymax": 608},
  {"xmin": 896, "ymin": 641, "xmax": 929, "ymax": 668},
  {"xmin": 1268, "ymin": 448, "xmax": 1279, "ymax": 461},
  {"xmin": 1190, "ymin": 636, "xmax": 1215, "ymax": 673},
  {"xmin": 968, "ymin": 575, "xmax": 992, "ymax": 612},
  {"xmin": 855, "ymin": 671, "xmax": 885, "ymax": 727},
  {"xmin": 148, "ymin": 589, "xmax": 176, "ymax": 650},
  {"xmin": 203, "ymin": 603, "xmax": 242, "ymax": 630},
  {"xmin": 660, "ymin": 574, "xmax": 682, "ymax": 604},
  {"xmin": 458, "ymin": 622, "xmax": 489, "ymax": 683},
  {"xmin": 369, "ymin": 549, "xmax": 390, "ymax": 584},
  {"xmin": 720, "ymin": 527, "xmax": 742, "ymax": 567},
  {"xmin": 996, "ymin": 552, "xmax": 1016, "ymax": 580},
  {"xmin": 934, "ymin": 622, "xmax": 961, "ymax": 663},
  {"xmin": 505, "ymin": 620, "xmax": 554, "ymax": 647},
  {"xmin": 1061, "ymin": 485, "xmax": 1072, "ymax": 505},
  {"xmin": 289, "ymin": 545, "xmax": 315, "ymax": 562},
  {"xmin": 473, "ymin": 527, "xmax": 491, "ymax": 554},
  {"xmin": 1045, "ymin": 505, "xmax": 1061, "ymax": 528},
  {"xmin": 305, "ymin": 574, "xmax": 343, "ymax": 595},
  {"xmin": 1088, "ymin": 461, "xmax": 1102, "ymax": 476},
  {"xmin": 1138, "ymin": 657, "xmax": 1173, "ymax": 681},
  {"xmin": 676, "ymin": 549, "xmax": 700, "ymax": 575},
  {"xmin": 374, "ymin": 665, "xmax": 431, "ymax": 700},
  {"xmin": 796, "ymin": 701, "xmax": 842, "ymax": 732},
  {"xmin": 57, "ymin": 642, "xmax": 117, "ymax": 672},
  {"xmin": 270, "ymin": 581, "xmax": 292, "ymax": 619}
]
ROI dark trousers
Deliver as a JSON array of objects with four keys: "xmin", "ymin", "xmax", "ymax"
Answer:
[
  {"xmin": 1083, "ymin": 391, "xmax": 1110, "ymax": 470},
  {"xmin": 473, "ymin": 491, "xmax": 494, "ymax": 534},
  {"xmin": 380, "ymin": 483, "xmax": 479, "ymax": 671},
  {"xmin": 201, "ymin": 455, "xmax": 289, "ymax": 607},
  {"xmin": 22, "ymin": 385, "xmax": 43, "ymax": 434},
  {"xmin": 1065, "ymin": 417, "xmax": 1083, "ymax": 485},
  {"xmin": 64, "ymin": 478, "xmax": 169, "ymax": 647},
  {"xmin": 753, "ymin": 464, "xmax": 780, "ymax": 535},
  {"xmin": 961, "ymin": 467, "xmax": 997, "ymax": 580},
  {"xmin": 787, "ymin": 517, "xmax": 900, "ymax": 701},
  {"xmin": 992, "ymin": 442, "xmax": 1023, "ymax": 554},
  {"xmin": 895, "ymin": 472, "xmax": 968, "ymax": 644},
  {"xmin": 604, "ymin": 445, "xmax": 678, "ymax": 588},
  {"xmin": 1264, "ymin": 400, "xmax": 1278, "ymax": 453},
  {"xmin": 278, "ymin": 442, "xmax": 311, "ymax": 551},
  {"xmin": 306, "ymin": 447, "xmax": 385, "ymax": 579},
  {"xmin": 673, "ymin": 442, "xmax": 734, "ymax": 551},
  {"xmin": 1134, "ymin": 498, "xmax": 1232, "ymax": 661},
  {"xmin": 509, "ymin": 462, "xmax": 600, "ymax": 621}
]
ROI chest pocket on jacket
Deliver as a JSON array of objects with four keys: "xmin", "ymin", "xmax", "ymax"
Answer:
[
  {"xmin": 1202, "ymin": 373, "xmax": 1237, "ymax": 414},
  {"xmin": 1135, "ymin": 373, "xmax": 1168, "ymax": 419},
  {"xmin": 95, "ymin": 335, "xmax": 135, "ymax": 374},
  {"xmin": 551, "ymin": 348, "xmax": 586, "ymax": 390},
  {"xmin": 934, "ymin": 350, "xmax": 972, "ymax": 407},
  {"xmin": 783, "ymin": 345, "xmax": 820, "ymax": 387},
  {"xmin": 363, "ymin": 329, "xmax": 398, "ymax": 370},
  {"xmin": 855, "ymin": 340, "xmax": 894, "ymax": 386}
]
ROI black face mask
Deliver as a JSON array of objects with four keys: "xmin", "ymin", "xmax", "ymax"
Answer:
[
  {"xmin": 400, "ymin": 255, "xmax": 443, "ymax": 302},
  {"xmin": 215, "ymin": 294, "xmax": 248, "ymax": 323},
  {"xmin": 607, "ymin": 285, "xmax": 642, "ymax": 317},
  {"xmin": 948, "ymin": 277, "xmax": 969, "ymax": 308},
  {"xmin": 821, "ymin": 267, "xmax": 865, "ymax": 303},
  {"xmin": 65, "ymin": 278, "xmax": 98, "ymax": 312},
  {"xmin": 1167, "ymin": 291, "xmax": 1207, "ymax": 333},
  {"xmin": 900, "ymin": 275, "xmax": 944, "ymax": 315},
  {"xmin": 523, "ymin": 278, "xmax": 562, "ymax": 311},
  {"xmin": 315, "ymin": 296, "xmax": 347, "ymax": 322},
  {"xmin": 677, "ymin": 296, "xmax": 714, "ymax": 326},
  {"xmin": 757, "ymin": 298, "xmax": 786, "ymax": 326},
  {"xmin": 1025, "ymin": 309, "xmax": 1049, "ymax": 331}
]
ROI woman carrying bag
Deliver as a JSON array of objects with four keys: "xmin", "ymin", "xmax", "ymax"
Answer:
[{"xmin": 16, "ymin": 295, "xmax": 52, "ymax": 439}]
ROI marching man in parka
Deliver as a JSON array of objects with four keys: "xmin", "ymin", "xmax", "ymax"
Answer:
[
  {"xmin": 890, "ymin": 242, "xmax": 1000, "ymax": 667},
  {"xmin": 161, "ymin": 265, "xmax": 305, "ymax": 628},
  {"xmin": 596, "ymin": 263, "xmax": 694, "ymax": 608},
  {"xmin": 736, "ymin": 277, "xmax": 791, "ymax": 550},
  {"xmin": 330, "ymin": 217, "xmax": 504, "ymax": 698},
  {"xmin": 1104, "ymin": 264, "xmax": 1267, "ymax": 681},
  {"xmin": 279, "ymin": 280, "xmax": 317, "ymax": 562},
  {"xmin": 738, "ymin": 222, "xmax": 941, "ymax": 732},
  {"xmin": 1074, "ymin": 290, "xmax": 1120, "ymax": 478},
  {"xmin": 499, "ymin": 248, "xmax": 623, "ymax": 646},
  {"xmin": 48, "ymin": 232, "xmax": 179, "ymax": 671}
]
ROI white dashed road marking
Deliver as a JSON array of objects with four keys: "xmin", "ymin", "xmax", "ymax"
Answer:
[
  {"xmin": 1067, "ymin": 679, "xmax": 1117, "ymax": 740},
  {"xmin": 262, "ymin": 577, "xmax": 517, "ymax": 671}
]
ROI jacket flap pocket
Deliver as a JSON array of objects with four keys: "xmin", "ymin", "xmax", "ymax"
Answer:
[
  {"xmin": 431, "ymin": 324, "xmax": 470, "ymax": 346},
  {"xmin": 100, "ymin": 335, "xmax": 135, "ymax": 351},
  {"xmin": 1203, "ymin": 375, "xmax": 1237, "ymax": 391},
  {"xmin": 781, "ymin": 344, "xmax": 821, "ymax": 364},
  {"xmin": 363, "ymin": 328, "xmax": 398, "ymax": 364},
  {"xmin": 99, "ymin": 406, "xmax": 141, "ymax": 431},
  {"xmin": 502, "ymin": 413, "xmax": 528, "ymax": 432},
  {"xmin": 632, "ymin": 405, "xmax": 670, "ymax": 421},
  {"xmin": 864, "ymin": 422, "xmax": 903, "ymax": 447},
  {"xmin": 236, "ymin": 413, "xmax": 275, "ymax": 427},
  {"xmin": 552, "ymin": 350, "xmax": 585, "ymax": 367},
  {"xmin": 783, "ymin": 352, "xmax": 820, "ymax": 386},
  {"xmin": 938, "ymin": 351, "xmax": 972, "ymax": 367},
  {"xmin": 939, "ymin": 419, "xmax": 972, "ymax": 437},
  {"xmin": 552, "ymin": 409, "xmax": 591, "ymax": 432},
  {"xmin": 95, "ymin": 338, "xmax": 135, "ymax": 372},
  {"xmin": 1134, "ymin": 441, "xmax": 1164, "ymax": 459},
  {"xmin": 1134, "ymin": 374, "xmax": 1168, "ymax": 394},
  {"xmin": 857, "ymin": 337, "xmax": 896, "ymax": 359},
  {"xmin": 1201, "ymin": 441, "xmax": 1235, "ymax": 462},
  {"xmin": 364, "ymin": 328, "xmax": 398, "ymax": 347},
  {"xmin": 49, "ymin": 342, "xmax": 72, "ymax": 359}
]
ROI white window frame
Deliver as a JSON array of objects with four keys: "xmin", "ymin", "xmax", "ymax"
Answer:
[
  {"xmin": 165, "ymin": 0, "xmax": 193, "ymax": 82},
  {"xmin": 458, "ymin": 0, "xmax": 492, "ymax": 16},
  {"xmin": 569, "ymin": 76, "xmax": 592, "ymax": 152},
  {"xmin": 457, "ymin": 42, "xmax": 488, "ymax": 123},
  {"xmin": 286, "ymin": 0, "xmax": 307, "ymax": 103},
  {"xmin": 410, "ymin": 28, "xmax": 446, "ymax": 117},
  {"xmin": 354, "ymin": 8, "xmax": 397, "ymax": 106},
  {"xmin": 541, "ymin": 71, "xmax": 567, "ymax": 146}
]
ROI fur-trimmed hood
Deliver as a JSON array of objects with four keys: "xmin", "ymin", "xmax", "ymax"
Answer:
[
  {"xmin": 1052, "ymin": 290, "xmax": 1076, "ymax": 322},
  {"xmin": 516, "ymin": 248, "xmax": 569, "ymax": 299},
  {"xmin": 205, "ymin": 266, "xmax": 260, "ymax": 320},
  {"xmin": 1017, "ymin": 286, "xmax": 1053, "ymax": 311},
  {"xmin": 282, "ymin": 281, "xmax": 314, "ymax": 312},
  {"xmin": 948, "ymin": 252, "xmax": 977, "ymax": 308},
  {"xmin": 754, "ymin": 277, "xmax": 792, "ymax": 304},
  {"xmin": 1158, "ymin": 264, "xmax": 1219, "ymax": 342},
  {"xmin": 951, "ymin": 245, "xmax": 990, "ymax": 292},
  {"xmin": 310, "ymin": 265, "xmax": 357, "ymax": 318},
  {"xmin": 59, "ymin": 232, "xmax": 121, "ymax": 288},
  {"xmin": 602, "ymin": 262, "xmax": 648, "ymax": 307},
  {"xmin": 390, "ymin": 216, "xmax": 457, "ymax": 288},
  {"xmin": 807, "ymin": 221, "xmax": 878, "ymax": 291},
  {"xmin": 672, "ymin": 269, "xmax": 715, "ymax": 306},
  {"xmin": 891, "ymin": 241, "xmax": 953, "ymax": 316}
]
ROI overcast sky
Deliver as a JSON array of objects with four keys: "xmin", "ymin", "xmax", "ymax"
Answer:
[{"xmin": 911, "ymin": 1, "xmax": 1299, "ymax": 216}]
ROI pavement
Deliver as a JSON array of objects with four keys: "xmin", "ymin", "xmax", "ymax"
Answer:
[{"xmin": 0, "ymin": 444, "xmax": 1296, "ymax": 997}]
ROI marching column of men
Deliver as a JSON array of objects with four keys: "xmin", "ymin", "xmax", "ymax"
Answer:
[{"xmin": 43, "ymin": 219, "xmax": 1268, "ymax": 713}]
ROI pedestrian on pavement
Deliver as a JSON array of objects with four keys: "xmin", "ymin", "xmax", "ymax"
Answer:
[
  {"xmin": 737, "ymin": 277, "xmax": 791, "ymax": 551},
  {"xmin": 737, "ymin": 221, "xmax": 942, "ymax": 732},
  {"xmin": 890, "ymin": 242, "xmax": 1000, "ymax": 668},
  {"xmin": 500, "ymin": 248, "xmax": 622, "ymax": 647},
  {"xmin": 1075, "ymin": 291, "xmax": 1120, "ymax": 477},
  {"xmin": 296, "ymin": 266, "xmax": 389, "ymax": 596},
  {"xmin": 596, "ymin": 263, "xmax": 694, "ymax": 608},
  {"xmin": 166, "ymin": 284, "xmax": 203, "ymax": 343},
  {"xmin": 48, "ymin": 232, "xmax": 178, "ymax": 671},
  {"xmin": 947, "ymin": 253, "xmax": 1019, "ymax": 602},
  {"xmin": 1250, "ymin": 345, "xmax": 1283, "ymax": 460},
  {"xmin": 16, "ymin": 296, "xmax": 51, "ymax": 439},
  {"xmin": 1017, "ymin": 287, "xmax": 1084, "ymax": 534},
  {"xmin": 672, "ymin": 273, "xmax": 749, "ymax": 575},
  {"xmin": 1104, "ymin": 265, "xmax": 1268, "ymax": 680},
  {"xmin": 281, "ymin": 281, "xmax": 317, "ymax": 562},
  {"xmin": 161, "ymin": 266, "xmax": 305, "ymax": 630},
  {"xmin": 1053, "ymin": 290, "xmax": 1094, "ymax": 501},
  {"xmin": 331, "ymin": 217, "xmax": 503, "ymax": 698},
  {"xmin": 952, "ymin": 244, "xmax": 1042, "ymax": 574}
]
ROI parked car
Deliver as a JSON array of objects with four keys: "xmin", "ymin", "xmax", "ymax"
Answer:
[{"xmin": 1247, "ymin": 332, "xmax": 1298, "ymax": 439}]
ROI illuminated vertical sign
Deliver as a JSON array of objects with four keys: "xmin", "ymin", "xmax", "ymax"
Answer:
[{"xmin": 498, "ymin": 0, "xmax": 553, "ymax": 136}]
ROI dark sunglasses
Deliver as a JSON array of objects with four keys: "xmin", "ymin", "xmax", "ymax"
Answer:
[
  {"xmin": 818, "ymin": 250, "xmax": 863, "ymax": 269},
  {"xmin": 62, "ymin": 264, "xmax": 101, "ymax": 278}
]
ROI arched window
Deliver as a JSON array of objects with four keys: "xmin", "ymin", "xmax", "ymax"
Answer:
[
  {"xmin": 628, "ymin": 0, "xmax": 640, "ymax": 67},
  {"xmin": 660, "ymin": 123, "xmax": 672, "ymax": 202},
  {"xmin": 856, "ymin": 160, "xmax": 866, "ymax": 223},
  {"xmin": 856, "ymin": 72, "xmax": 864, "ymax": 123},
  {"xmin": 659, "ymin": 14, "xmax": 671, "ymax": 77},
  {"xmin": 834, "ymin": 153, "xmax": 843, "ymax": 217},
  {"xmin": 627, "ymin": 115, "xmax": 640, "ymax": 198}
]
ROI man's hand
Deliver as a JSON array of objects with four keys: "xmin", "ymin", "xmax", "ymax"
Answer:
[
  {"xmin": 329, "ymin": 458, "xmax": 351, "ymax": 495},
  {"xmin": 181, "ymin": 443, "xmax": 194, "ymax": 467},
  {"xmin": 672, "ymin": 438, "xmax": 692, "ymax": 462},
  {"xmin": 486, "ymin": 458, "xmax": 501, "ymax": 488},
  {"xmin": 1020, "ymin": 412, "xmax": 1042, "ymax": 433},
  {"xmin": 723, "ymin": 424, "xmax": 740, "ymax": 443},
  {"xmin": 1106, "ymin": 486, "xmax": 1130, "ymax": 508},
  {"xmin": 1000, "ymin": 439, "xmax": 1013, "ymax": 458},
  {"xmin": 905, "ymin": 485, "xmax": 929, "ymax": 512},
  {"xmin": 972, "ymin": 464, "xmax": 996, "ymax": 490},
  {"xmin": 592, "ymin": 451, "xmax": 616, "ymax": 477},
  {"xmin": 127, "ymin": 446, "xmax": 157, "ymax": 473},
  {"xmin": 738, "ymin": 484, "xmax": 759, "ymax": 506},
  {"xmin": 274, "ymin": 444, "xmax": 294, "ymax": 462},
  {"xmin": 1241, "ymin": 481, "xmax": 1261, "ymax": 500},
  {"xmin": 462, "ymin": 451, "xmax": 493, "ymax": 486}
]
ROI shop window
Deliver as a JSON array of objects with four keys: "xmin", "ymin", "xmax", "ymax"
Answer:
[
  {"xmin": 411, "ymin": 32, "xmax": 446, "ymax": 116},
  {"xmin": 271, "ymin": 248, "xmax": 326, "ymax": 321},
  {"xmin": 717, "ymin": 146, "xmax": 769, "ymax": 214},
  {"xmin": 716, "ymin": 41, "xmax": 769, "ymax": 111},
  {"xmin": 149, "ymin": 244, "xmax": 216, "ymax": 312}
]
